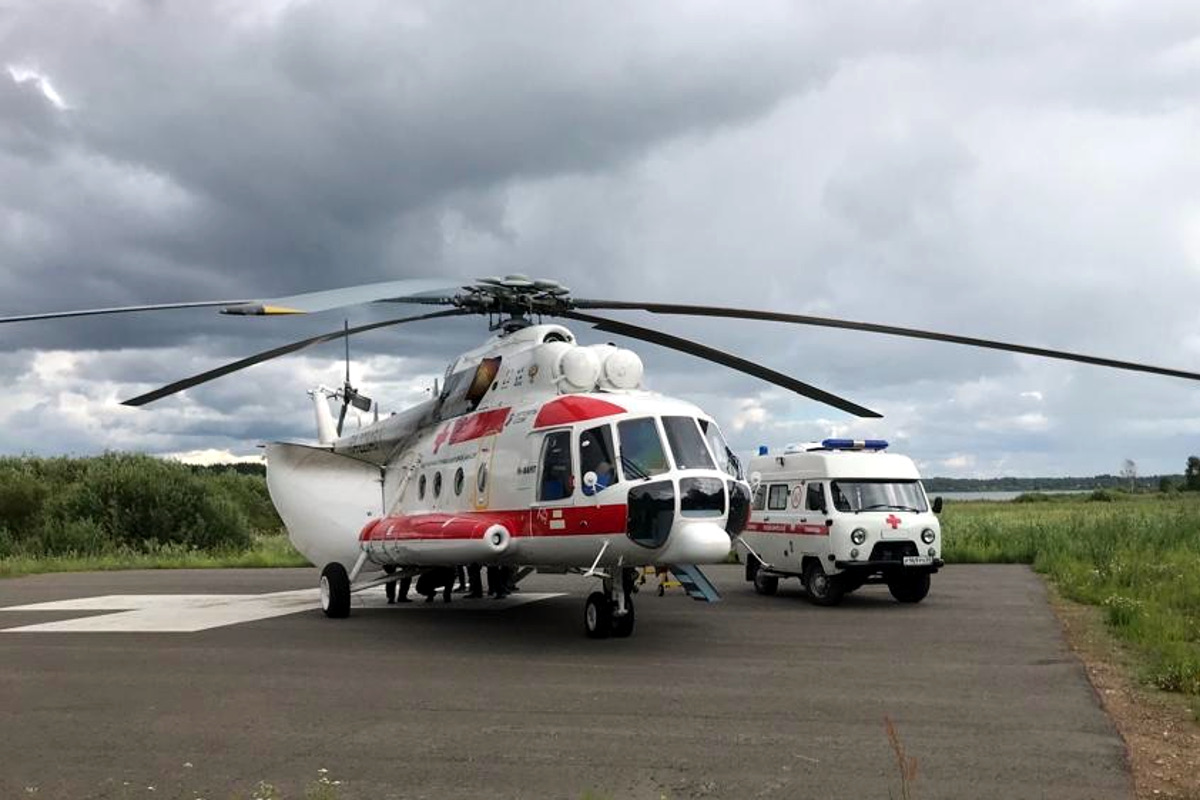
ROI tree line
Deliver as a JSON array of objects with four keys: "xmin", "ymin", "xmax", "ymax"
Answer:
[{"xmin": 926, "ymin": 456, "xmax": 1200, "ymax": 493}]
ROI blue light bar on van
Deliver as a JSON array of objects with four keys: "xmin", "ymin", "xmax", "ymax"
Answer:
[
  {"xmin": 820, "ymin": 438, "xmax": 888, "ymax": 451},
  {"xmin": 758, "ymin": 445, "xmax": 768, "ymax": 455}
]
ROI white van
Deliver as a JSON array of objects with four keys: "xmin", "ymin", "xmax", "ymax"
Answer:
[{"xmin": 740, "ymin": 439, "xmax": 943, "ymax": 605}]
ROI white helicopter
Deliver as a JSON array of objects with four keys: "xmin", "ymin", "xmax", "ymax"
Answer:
[{"xmin": 4, "ymin": 275, "xmax": 1200, "ymax": 637}]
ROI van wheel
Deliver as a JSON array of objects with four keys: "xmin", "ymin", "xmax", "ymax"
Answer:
[
  {"xmin": 888, "ymin": 573, "xmax": 931, "ymax": 603},
  {"xmin": 320, "ymin": 563, "xmax": 351, "ymax": 618},
  {"xmin": 804, "ymin": 562, "xmax": 844, "ymax": 607},
  {"xmin": 745, "ymin": 552, "xmax": 761, "ymax": 582},
  {"xmin": 753, "ymin": 569, "xmax": 778, "ymax": 596}
]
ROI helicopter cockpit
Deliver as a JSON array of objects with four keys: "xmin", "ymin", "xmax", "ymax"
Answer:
[{"xmin": 533, "ymin": 412, "xmax": 750, "ymax": 549}]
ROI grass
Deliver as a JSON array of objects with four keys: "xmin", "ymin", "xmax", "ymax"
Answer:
[
  {"xmin": 0, "ymin": 533, "xmax": 309, "ymax": 579},
  {"xmin": 941, "ymin": 491, "xmax": 1200, "ymax": 699}
]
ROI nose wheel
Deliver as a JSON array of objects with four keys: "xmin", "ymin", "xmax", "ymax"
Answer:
[{"xmin": 584, "ymin": 567, "xmax": 636, "ymax": 638}]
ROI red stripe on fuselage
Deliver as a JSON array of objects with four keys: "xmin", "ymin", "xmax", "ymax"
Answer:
[
  {"xmin": 361, "ymin": 504, "xmax": 629, "ymax": 541},
  {"xmin": 448, "ymin": 407, "xmax": 511, "ymax": 445},
  {"xmin": 744, "ymin": 521, "xmax": 829, "ymax": 536},
  {"xmin": 533, "ymin": 396, "xmax": 626, "ymax": 429}
]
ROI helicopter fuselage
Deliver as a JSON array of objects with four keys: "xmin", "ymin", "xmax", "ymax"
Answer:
[{"xmin": 265, "ymin": 323, "xmax": 751, "ymax": 578}]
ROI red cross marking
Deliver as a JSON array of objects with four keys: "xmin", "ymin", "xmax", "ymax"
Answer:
[{"xmin": 886, "ymin": 514, "xmax": 902, "ymax": 529}]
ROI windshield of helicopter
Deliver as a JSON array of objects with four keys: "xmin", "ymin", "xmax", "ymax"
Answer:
[
  {"xmin": 830, "ymin": 480, "xmax": 928, "ymax": 514},
  {"xmin": 662, "ymin": 416, "xmax": 715, "ymax": 471},
  {"xmin": 616, "ymin": 417, "xmax": 670, "ymax": 479},
  {"xmin": 698, "ymin": 418, "xmax": 742, "ymax": 479}
]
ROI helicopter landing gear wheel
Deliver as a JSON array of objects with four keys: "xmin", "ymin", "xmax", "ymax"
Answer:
[
  {"xmin": 320, "ymin": 562, "xmax": 351, "ymax": 618},
  {"xmin": 584, "ymin": 591, "xmax": 612, "ymax": 638},
  {"xmin": 611, "ymin": 594, "xmax": 635, "ymax": 638}
]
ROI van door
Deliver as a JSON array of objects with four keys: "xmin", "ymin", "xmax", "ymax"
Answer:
[{"xmin": 763, "ymin": 482, "xmax": 792, "ymax": 566}]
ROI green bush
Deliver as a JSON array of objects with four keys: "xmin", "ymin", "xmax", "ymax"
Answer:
[
  {"xmin": 38, "ymin": 517, "xmax": 109, "ymax": 557},
  {"xmin": 205, "ymin": 471, "xmax": 281, "ymax": 534},
  {"xmin": 0, "ymin": 464, "xmax": 49, "ymax": 538},
  {"xmin": 1089, "ymin": 489, "xmax": 1115, "ymax": 502},
  {"xmin": 0, "ymin": 453, "xmax": 269, "ymax": 558},
  {"xmin": 42, "ymin": 454, "xmax": 251, "ymax": 553}
]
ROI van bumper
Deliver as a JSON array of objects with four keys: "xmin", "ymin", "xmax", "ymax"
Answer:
[{"xmin": 834, "ymin": 558, "xmax": 944, "ymax": 574}]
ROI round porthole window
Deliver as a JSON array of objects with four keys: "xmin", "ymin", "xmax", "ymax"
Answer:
[
  {"xmin": 454, "ymin": 467, "xmax": 464, "ymax": 496},
  {"xmin": 418, "ymin": 474, "xmax": 427, "ymax": 500},
  {"xmin": 433, "ymin": 471, "xmax": 443, "ymax": 498},
  {"xmin": 477, "ymin": 463, "xmax": 488, "ymax": 494}
]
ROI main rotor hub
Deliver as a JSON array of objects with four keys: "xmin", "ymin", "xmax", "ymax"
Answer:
[{"xmin": 459, "ymin": 274, "xmax": 574, "ymax": 327}]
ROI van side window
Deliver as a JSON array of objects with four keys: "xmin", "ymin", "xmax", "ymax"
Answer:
[
  {"xmin": 767, "ymin": 484, "xmax": 789, "ymax": 510},
  {"xmin": 751, "ymin": 484, "xmax": 767, "ymax": 511},
  {"xmin": 806, "ymin": 482, "xmax": 826, "ymax": 512}
]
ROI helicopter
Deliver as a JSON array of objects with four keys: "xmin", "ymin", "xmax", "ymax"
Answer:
[{"xmin": 4, "ymin": 274, "xmax": 1199, "ymax": 638}]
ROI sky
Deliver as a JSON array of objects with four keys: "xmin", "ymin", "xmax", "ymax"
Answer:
[{"xmin": 1, "ymin": 0, "xmax": 1199, "ymax": 478}]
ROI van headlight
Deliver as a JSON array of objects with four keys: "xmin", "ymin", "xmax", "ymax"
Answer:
[
  {"xmin": 921, "ymin": 528, "xmax": 936, "ymax": 544},
  {"xmin": 851, "ymin": 528, "xmax": 867, "ymax": 546}
]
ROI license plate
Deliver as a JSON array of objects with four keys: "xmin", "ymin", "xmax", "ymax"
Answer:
[{"xmin": 903, "ymin": 556, "xmax": 933, "ymax": 567}]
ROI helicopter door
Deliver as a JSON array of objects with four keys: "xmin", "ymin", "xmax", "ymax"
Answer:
[
  {"xmin": 473, "ymin": 438, "xmax": 496, "ymax": 510},
  {"xmin": 530, "ymin": 430, "xmax": 575, "ymax": 539},
  {"xmin": 535, "ymin": 430, "xmax": 575, "ymax": 503}
]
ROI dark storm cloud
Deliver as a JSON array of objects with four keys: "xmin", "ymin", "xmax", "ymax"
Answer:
[
  {"xmin": 2, "ymin": 0, "xmax": 1199, "ymax": 474},
  {"xmin": 0, "ymin": 0, "xmax": 828, "ymax": 348}
]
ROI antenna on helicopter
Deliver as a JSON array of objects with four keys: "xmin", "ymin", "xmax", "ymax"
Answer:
[{"xmin": 336, "ymin": 320, "xmax": 373, "ymax": 437}]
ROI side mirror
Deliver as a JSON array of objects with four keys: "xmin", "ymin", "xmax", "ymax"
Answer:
[
  {"xmin": 749, "ymin": 471, "xmax": 762, "ymax": 491},
  {"xmin": 932, "ymin": 496, "xmax": 943, "ymax": 514}
]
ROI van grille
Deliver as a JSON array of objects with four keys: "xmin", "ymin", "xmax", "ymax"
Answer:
[{"xmin": 868, "ymin": 541, "xmax": 918, "ymax": 562}]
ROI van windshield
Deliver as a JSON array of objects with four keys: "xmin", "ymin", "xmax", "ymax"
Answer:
[{"xmin": 830, "ymin": 480, "xmax": 928, "ymax": 513}]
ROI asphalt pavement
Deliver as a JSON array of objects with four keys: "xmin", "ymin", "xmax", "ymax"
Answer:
[{"xmin": 0, "ymin": 564, "xmax": 1131, "ymax": 800}]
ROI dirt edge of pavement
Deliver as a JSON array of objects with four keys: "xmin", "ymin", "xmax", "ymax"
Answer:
[{"xmin": 1047, "ymin": 583, "xmax": 1200, "ymax": 800}]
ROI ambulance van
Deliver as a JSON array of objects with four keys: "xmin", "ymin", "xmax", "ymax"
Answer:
[{"xmin": 740, "ymin": 439, "xmax": 943, "ymax": 606}]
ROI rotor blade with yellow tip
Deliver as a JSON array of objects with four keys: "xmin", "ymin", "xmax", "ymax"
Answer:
[{"xmin": 220, "ymin": 279, "xmax": 466, "ymax": 316}]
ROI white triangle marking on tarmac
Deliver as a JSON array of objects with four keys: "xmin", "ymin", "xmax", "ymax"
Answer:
[{"xmin": 0, "ymin": 590, "xmax": 564, "ymax": 633}]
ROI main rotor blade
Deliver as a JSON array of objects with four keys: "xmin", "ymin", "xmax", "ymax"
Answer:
[
  {"xmin": 0, "ymin": 300, "xmax": 250, "ymax": 324},
  {"xmin": 220, "ymin": 278, "xmax": 466, "ymax": 316},
  {"xmin": 572, "ymin": 300, "xmax": 1200, "ymax": 383},
  {"xmin": 560, "ymin": 310, "xmax": 882, "ymax": 418},
  {"xmin": 122, "ymin": 309, "xmax": 469, "ymax": 407}
]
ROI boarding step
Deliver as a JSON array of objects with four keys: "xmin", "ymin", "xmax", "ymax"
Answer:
[{"xmin": 668, "ymin": 564, "xmax": 722, "ymax": 603}]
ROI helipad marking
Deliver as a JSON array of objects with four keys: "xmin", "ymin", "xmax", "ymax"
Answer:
[{"xmin": 0, "ymin": 590, "xmax": 564, "ymax": 633}]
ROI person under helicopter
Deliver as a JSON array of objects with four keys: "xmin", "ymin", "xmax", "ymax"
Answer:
[
  {"xmin": 486, "ymin": 564, "xmax": 512, "ymax": 599},
  {"xmin": 464, "ymin": 563, "xmax": 484, "ymax": 599},
  {"xmin": 383, "ymin": 564, "xmax": 413, "ymax": 604}
]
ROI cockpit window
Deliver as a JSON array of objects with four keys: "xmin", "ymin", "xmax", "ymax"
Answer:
[
  {"xmin": 698, "ymin": 419, "xmax": 742, "ymax": 479},
  {"xmin": 616, "ymin": 418, "xmax": 670, "ymax": 479},
  {"xmin": 579, "ymin": 425, "xmax": 619, "ymax": 495},
  {"xmin": 538, "ymin": 431, "xmax": 574, "ymax": 502},
  {"xmin": 662, "ymin": 417, "xmax": 715, "ymax": 471},
  {"xmin": 831, "ymin": 480, "xmax": 928, "ymax": 513}
]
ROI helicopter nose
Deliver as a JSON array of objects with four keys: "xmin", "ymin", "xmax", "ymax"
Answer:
[{"xmin": 657, "ymin": 520, "xmax": 732, "ymax": 564}]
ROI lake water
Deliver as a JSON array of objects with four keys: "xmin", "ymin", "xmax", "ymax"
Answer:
[{"xmin": 933, "ymin": 490, "xmax": 1085, "ymax": 502}]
